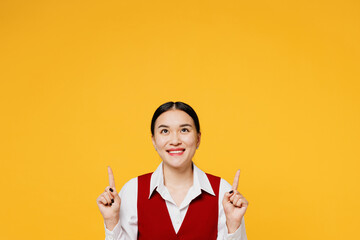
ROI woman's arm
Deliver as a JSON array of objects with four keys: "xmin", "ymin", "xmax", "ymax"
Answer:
[
  {"xmin": 218, "ymin": 178, "xmax": 248, "ymax": 240},
  {"xmin": 97, "ymin": 167, "xmax": 138, "ymax": 240},
  {"xmin": 104, "ymin": 177, "xmax": 138, "ymax": 240}
]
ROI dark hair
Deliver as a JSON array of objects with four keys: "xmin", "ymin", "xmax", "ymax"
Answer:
[{"xmin": 151, "ymin": 101, "xmax": 200, "ymax": 136}]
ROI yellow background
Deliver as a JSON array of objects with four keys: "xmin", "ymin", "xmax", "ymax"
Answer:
[{"xmin": 1, "ymin": 0, "xmax": 359, "ymax": 239}]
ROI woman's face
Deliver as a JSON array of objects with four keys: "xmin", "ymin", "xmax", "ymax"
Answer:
[{"xmin": 152, "ymin": 109, "xmax": 201, "ymax": 170}]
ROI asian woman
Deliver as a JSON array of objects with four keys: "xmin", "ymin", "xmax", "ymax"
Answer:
[{"xmin": 97, "ymin": 101, "xmax": 248, "ymax": 240}]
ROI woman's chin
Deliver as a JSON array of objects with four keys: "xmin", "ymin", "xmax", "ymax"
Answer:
[{"xmin": 164, "ymin": 158, "xmax": 191, "ymax": 169}]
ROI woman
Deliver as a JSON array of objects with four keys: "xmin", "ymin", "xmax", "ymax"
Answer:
[{"xmin": 97, "ymin": 101, "xmax": 248, "ymax": 239}]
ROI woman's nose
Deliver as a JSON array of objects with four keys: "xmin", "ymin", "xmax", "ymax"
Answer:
[{"xmin": 169, "ymin": 132, "xmax": 181, "ymax": 145}]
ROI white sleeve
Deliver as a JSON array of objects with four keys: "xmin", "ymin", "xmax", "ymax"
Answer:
[
  {"xmin": 217, "ymin": 178, "xmax": 247, "ymax": 240},
  {"xmin": 104, "ymin": 177, "xmax": 138, "ymax": 240}
]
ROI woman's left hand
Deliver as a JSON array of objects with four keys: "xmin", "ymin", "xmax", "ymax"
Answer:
[{"xmin": 222, "ymin": 170, "xmax": 249, "ymax": 233}]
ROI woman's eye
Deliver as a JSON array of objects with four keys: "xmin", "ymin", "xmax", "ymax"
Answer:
[
  {"xmin": 181, "ymin": 128, "xmax": 189, "ymax": 133},
  {"xmin": 160, "ymin": 129, "xmax": 168, "ymax": 134}
]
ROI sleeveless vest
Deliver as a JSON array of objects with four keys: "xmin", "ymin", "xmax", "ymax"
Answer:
[{"xmin": 137, "ymin": 172, "xmax": 220, "ymax": 240}]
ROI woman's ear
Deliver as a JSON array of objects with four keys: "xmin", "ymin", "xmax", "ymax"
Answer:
[
  {"xmin": 196, "ymin": 132, "xmax": 201, "ymax": 149},
  {"xmin": 152, "ymin": 136, "xmax": 157, "ymax": 151}
]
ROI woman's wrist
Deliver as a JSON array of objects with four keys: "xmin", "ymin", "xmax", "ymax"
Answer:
[
  {"xmin": 104, "ymin": 217, "xmax": 120, "ymax": 231},
  {"xmin": 226, "ymin": 218, "xmax": 241, "ymax": 234}
]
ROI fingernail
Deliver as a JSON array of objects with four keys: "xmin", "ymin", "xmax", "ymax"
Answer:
[
  {"xmin": 109, "ymin": 188, "xmax": 113, "ymax": 192},
  {"xmin": 111, "ymin": 199, "xmax": 114, "ymax": 203},
  {"xmin": 229, "ymin": 190, "xmax": 234, "ymax": 194}
]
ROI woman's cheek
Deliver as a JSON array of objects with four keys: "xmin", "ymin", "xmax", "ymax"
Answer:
[
  {"xmin": 156, "ymin": 138, "xmax": 167, "ymax": 148},
  {"xmin": 183, "ymin": 135, "xmax": 197, "ymax": 146}
]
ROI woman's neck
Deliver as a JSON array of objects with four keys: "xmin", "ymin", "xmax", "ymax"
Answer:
[{"xmin": 163, "ymin": 162, "xmax": 193, "ymax": 189}]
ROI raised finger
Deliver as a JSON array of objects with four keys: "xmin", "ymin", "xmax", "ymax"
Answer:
[
  {"xmin": 232, "ymin": 169, "xmax": 240, "ymax": 190},
  {"xmin": 108, "ymin": 166, "xmax": 116, "ymax": 189}
]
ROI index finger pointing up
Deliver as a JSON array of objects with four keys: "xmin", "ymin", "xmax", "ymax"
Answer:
[
  {"xmin": 232, "ymin": 169, "xmax": 240, "ymax": 190},
  {"xmin": 108, "ymin": 166, "xmax": 116, "ymax": 188}
]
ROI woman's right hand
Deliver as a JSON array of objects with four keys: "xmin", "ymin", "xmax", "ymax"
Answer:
[{"xmin": 96, "ymin": 166, "xmax": 121, "ymax": 230}]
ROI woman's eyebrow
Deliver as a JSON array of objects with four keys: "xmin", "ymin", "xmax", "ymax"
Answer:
[
  {"xmin": 158, "ymin": 124, "xmax": 193, "ymax": 128},
  {"xmin": 180, "ymin": 124, "xmax": 192, "ymax": 127}
]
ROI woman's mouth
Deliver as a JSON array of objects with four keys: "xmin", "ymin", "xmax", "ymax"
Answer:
[{"xmin": 166, "ymin": 148, "xmax": 185, "ymax": 156}]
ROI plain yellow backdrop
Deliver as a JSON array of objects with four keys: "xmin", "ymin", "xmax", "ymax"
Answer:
[{"xmin": 1, "ymin": 0, "xmax": 359, "ymax": 239}]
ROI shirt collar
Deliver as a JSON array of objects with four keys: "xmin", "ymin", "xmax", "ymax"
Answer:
[{"xmin": 148, "ymin": 162, "xmax": 215, "ymax": 199}]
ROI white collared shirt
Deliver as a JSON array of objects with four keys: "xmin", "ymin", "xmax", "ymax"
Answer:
[{"xmin": 105, "ymin": 162, "xmax": 247, "ymax": 240}]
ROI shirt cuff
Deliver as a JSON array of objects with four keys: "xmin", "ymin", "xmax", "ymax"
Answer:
[
  {"xmin": 226, "ymin": 225, "xmax": 243, "ymax": 240},
  {"xmin": 104, "ymin": 220, "xmax": 121, "ymax": 240}
]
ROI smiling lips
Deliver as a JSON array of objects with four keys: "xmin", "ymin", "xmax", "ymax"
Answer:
[{"xmin": 166, "ymin": 148, "xmax": 185, "ymax": 156}]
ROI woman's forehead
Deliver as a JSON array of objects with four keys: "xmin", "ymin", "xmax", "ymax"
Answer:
[{"xmin": 155, "ymin": 109, "xmax": 195, "ymax": 126}]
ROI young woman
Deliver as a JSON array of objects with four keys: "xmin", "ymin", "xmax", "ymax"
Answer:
[{"xmin": 97, "ymin": 102, "xmax": 248, "ymax": 240}]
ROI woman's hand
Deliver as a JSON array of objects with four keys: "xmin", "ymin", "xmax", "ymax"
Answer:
[
  {"xmin": 222, "ymin": 170, "xmax": 249, "ymax": 234},
  {"xmin": 96, "ymin": 166, "xmax": 121, "ymax": 231}
]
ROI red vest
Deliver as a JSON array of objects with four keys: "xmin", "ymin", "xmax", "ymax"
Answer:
[{"xmin": 137, "ymin": 172, "xmax": 220, "ymax": 240}]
